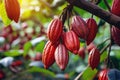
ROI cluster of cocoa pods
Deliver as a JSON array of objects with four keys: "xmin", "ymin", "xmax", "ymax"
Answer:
[
  {"xmin": 0, "ymin": 24, "xmax": 31, "ymax": 51},
  {"xmin": 42, "ymin": 15, "xmax": 99, "ymax": 70}
]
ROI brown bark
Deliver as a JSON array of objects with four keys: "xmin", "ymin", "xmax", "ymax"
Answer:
[{"xmin": 67, "ymin": 0, "xmax": 120, "ymax": 28}]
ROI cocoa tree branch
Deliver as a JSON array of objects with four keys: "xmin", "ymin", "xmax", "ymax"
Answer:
[{"xmin": 66, "ymin": 0, "xmax": 120, "ymax": 29}]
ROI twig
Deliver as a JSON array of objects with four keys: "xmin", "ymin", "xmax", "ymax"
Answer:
[
  {"xmin": 59, "ymin": 4, "xmax": 73, "ymax": 25},
  {"xmin": 103, "ymin": 0, "xmax": 112, "ymax": 68},
  {"xmin": 100, "ymin": 43, "xmax": 110, "ymax": 54},
  {"xmin": 107, "ymin": 25, "xmax": 112, "ymax": 68},
  {"xmin": 74, "ymin": 66, "xmax": 89, "ymax": 80},
  {"xmin": 96, "ymin": 38, "xmax": 110, "ymax": 48},
  {"xmin": 103, "ymin": 0, "xmax": 111, "ymax": 12}
]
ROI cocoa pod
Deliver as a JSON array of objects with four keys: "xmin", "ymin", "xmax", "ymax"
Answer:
[
  {"xmin": 11, "ymin": 60, "xmax": 22, "ymax": 67},
  {"xmin": 86, "ymin": 18, "xmax": 98, "ymax": 45},
  {"xmin": 55, "ymin": 44, "xmax": 69, "ymax": 70},
  {"xmin": 4, "ymin": 0, "xmax": 20, "ymax": 22},
  {"xmin": 111, "ymin": 26, "xmax": 120, "ymax": 46},
  {"xmin": 98, "ymin": 69, "xmax": 109, "ymax": 80},
  {"xmin": 62, "ymin": 30, "xmax": 80, "ymax": 54},
  {"xmin": 32, "ymin": 52, "xmax": 42, "ymax": 61},
  {"xmin": 42, "ymin": 41, "xmax": 57, "ymax": 69},
  {"xmin": 78, "ymin": 47, "xmax": 85, "ymax": 59},
  {"xmin": 111, "ymin": 0, "xmax": 120, "ymax": 16},
  {"xmin": 88, "ymin": 48, "xmax": 100, "ymax": 70},
  {"xmin": 71, "ymin": 16, "xmax": 88, "ymax": 40},
  {"xmin": 47, "ymin": 18, "xmax": 63, "ymax": 44},
  {"xmin": 2, "ymin": 43, "xmax": 10, "ymax": 51},
  {"xmin": 87, "ymin": 43, "xmax": 96, "ymax": 53},
  {"xmin": 0, "ymin": 70, "xmax": 5, "ymax": 79},
  {"xmin": 3, "ymin": 25, "xmax": 13, "ymax": 33}
]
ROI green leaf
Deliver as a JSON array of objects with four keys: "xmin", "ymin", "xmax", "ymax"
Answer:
[
  {"xmin": 81, "ymin": 67, "xmax": 98, "ymax": 80},
  {"xmin": 99, "ymin": 0, "xmax": 112, "ymax": 10},
  {"xmin": 28, "ymin": 67, "xmax": 55, "ymax": 78},
  {"xmin": 0, "ymin": 1, "xmax": 11, "ymax": 25},
  {"xmin": 100, "ymin": 51, "xmax": 108, "ymax": 62},
  {"xmin": 23, "ymin": 41, "xmax": 32, "ymax": 56},
  {"xmin": 34, "ymin": 41, "xmax": 45, "ymax": 52},
  {"xmin": 113, "ymin": 49, "xmax": 120, "ymax": 59},
  {"xmin": 69, "ymin": 71, "xmax": 76, "ymax": 78},
  {"xmin": 4, "ymin": 50, "xmax": 23, "ymax": 57}
]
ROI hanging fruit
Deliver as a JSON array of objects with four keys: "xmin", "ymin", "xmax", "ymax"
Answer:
[
  {"xmin": 78, "ymin": 47, "xmax": 85, "ymax": 59},
  {"xmin": 54, "ymin": 44, "xmax": 69, "ymax": 70},
  {"xmin": 98, "ymin": 69, "xmax": 109, "ymax": 80},
  {"xmin": 4, "ymin": 0, "xmax": 20, "ymax": 22},
  {"xmin": 87, "ymin": 43, "xmax": 97, "ymax": 53},
  {"xmin": 111, "ymin": 26, "xmax": 120, "ymax": 46},
  {"xmin": 71, "ymin": 16, "xmax": 88, "ymax": 40},
  {"xmin": 42, "ymin": 41, "xmax": 57, "ymax": 69},
  {"xmin": 47, "ymin": 18, "xmax": 63, "ymax": 44},
  {"xmin": 88, "ymin": 48, "xmax": 100, "ymax": 70},
  {"xmin": 111, "ymin": 0, "xmax": 120, "ymax": 16},
  {"xmin": 62, "ymin": 30, "xmax": 80, "ymax": 54},
  {"xmin": 86, "ymin": 18, "xmax": 98, "ymax": 45}
]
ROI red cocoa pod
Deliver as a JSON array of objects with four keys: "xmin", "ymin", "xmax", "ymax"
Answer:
[
  {"xmin": 78, "ymin": 47, "xmax": 85, "ymax": 59},
  {"xmin": 87, "ymin": 43, "xmax": 97, "ymax": 53},
  {"xmin": 24, "ymin": 54, "xmax": 31, "ymax": 60},
  {"xmin": 31, "ymin": 52, "xmax": 42, "ymax": 61},
  {"xmin": 0, "ymin": 70, "xmax": 5, "ymax": 79},
  {"xmin": 3, "ymin": 25, "xmax": 13, "ymax": 33},
  {"xmin": 86, "ymin": 18, "xmax": 98, "ymax": 45},
  {"xmin": 88, "ymin": 48, "xmax": 100, "ymax": 70},
  {"xmin": 71, "ymin": 16, "xmax": 88, "ymax": 40},
  {"xmin": 111, "ymin": 26, "xmax": 120, "ymax": 46},
  {"xmin": 98, "ymin": 69, "xmax": 109, "ymax": 80},
  {"xmin": 111, "ymin": 0, "xmax": 120, "ymax": 16},
  {"xmin": 47, "ymin": 18, "xmax": 63, "ymax": 44},
  {"xmin": 0, "ymin": 31, "xmax": 8, "ymax": 38},
  {"xmin": 55, "ymin": 44, "xmax": 69, "ymax": 70},
  {"xmin": 5, "ymin": 0, "xmax": 20, "ymax": 22},
  {"xmin": 8, "ymin": 33, "xmax": 18, "ymax": 44},
  {"xmin": 34, "ymin": 52, "xmax": 42, "ymax": 61},
  {"xmin": 11, "ymin": 60, "xmax": 22, "ymax": 67},
  {"xmin": 2, "ymin": 43, "xmax": 10, "ymax": 51},
  {"xmin": 62, "ymin": 30, "xmax": 80, "ymax": 54},
  {"xmin": 42, "ymin": 41, "xmax": 57, "ymax": 69}
]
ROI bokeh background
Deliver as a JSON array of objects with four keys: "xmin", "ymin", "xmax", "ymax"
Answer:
[{"xmin": 1, "ymin": 0, "xmax": 120, "ymax": 80}]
